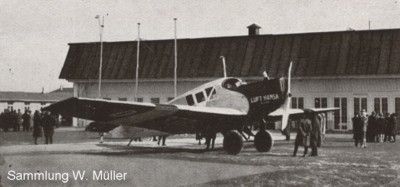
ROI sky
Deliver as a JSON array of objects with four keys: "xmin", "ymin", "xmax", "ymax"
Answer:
[{"xmin": 1, "ymin": 0, "xmax": 400, "ymax": 92}]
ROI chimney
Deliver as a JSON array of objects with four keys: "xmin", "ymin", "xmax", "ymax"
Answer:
[
  {"xmin": 42, "ymin": 87, "xmax": 44, "ymax": 94},
  {"xmin": 60, "ymin": 85, "xmax": 63, "ymax": 91},
  {"xmin": 247, "ymin": 23, "xmax": 261, "ymax": 36}
]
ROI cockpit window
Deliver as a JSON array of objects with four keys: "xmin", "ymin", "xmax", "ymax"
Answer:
[
  {"xmin": 195, "ymin": 92, "xmax": 205, "ymax": 103},
  {"xmin": 222, "ymin": 78, "xmax": 245, "ymax": 90},
  {"xmin": 186, "ymin": 95, "xmax": 195, "ymax": 106}
]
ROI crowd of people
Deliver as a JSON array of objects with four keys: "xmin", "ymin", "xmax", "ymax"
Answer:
[
  {"xmin": 0, "ymin": 109, "xmax": 26, "ymax": 132},
  {"xmin": 352, "ymin": 110, "xmax": 397, "ymax": 148},
  {"xmin": 0, "ymin": 109, "xmax": 59, "ymax": 145}
]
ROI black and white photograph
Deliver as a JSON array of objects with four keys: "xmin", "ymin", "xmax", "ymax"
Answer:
[{"xmin": 1, "ymin": 0, "xmax": 400, "ymax": 186}]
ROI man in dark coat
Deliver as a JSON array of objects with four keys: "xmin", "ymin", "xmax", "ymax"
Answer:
[
  {"xmin": 293, "ymin": 115, "xmax": 312, "ymax": 157},
  {"xmin": 352, "ymin": 113, "xmax": 363, "ymax": 147},
  {"xmin": 384, "ymin": 113, "xmax": 391, "ymax": 142},
  {"xmin": 42, "ymin": 111, "xmax": 56, "ymax": 144},
  {"xmin": 22, "ymin": 110, "xmax": 31, "ymax": 132},
  {"xmin": 32, "ymin": 110, "xmax": 42, "ymax": 145},
  {"xmin": 309, "ymin": 111, "xmax": 321, "ymax": 156},
  {"xmin": 388, "ymin": 113, "xmax": 397, "ymax": 142},
  {"xmin": 367, "ymin": 111, "xmax": 377, "ymax": 142}
]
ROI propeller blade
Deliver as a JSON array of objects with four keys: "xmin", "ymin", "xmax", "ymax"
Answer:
[{"xmin": 281, "ymin": 62, "xmax": 292, "ymax": 130}]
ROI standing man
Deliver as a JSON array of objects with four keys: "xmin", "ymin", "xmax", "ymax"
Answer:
[
  {"xmin": 16, "ymin": 109, "xmax": 22, "ymax": 132},
  {"xmin": 352, "ymin": 113, "xmax": 362, "ymax": 147},
  {"xmin": 309, "ymin": 111, "xmax": 321, "ymax": 156},
  {"xmin": 360, "ymin": 109, "xmax": 369, "ymax": 148},
  {"xmin": 388, "ymin": 113, "xmax": 397, "ymax": 142},
  {"xmin": 42, "ymin": 111, "xmax": 56, "ymax": 144},
  {"xmin": 367, "ymin": 111, "xmax": 377, "ymax": 142},
  {"xmin": 293, "ymin": 113, "xmax": 312, "ymax": 157},
  {"xmin": 22, "ymin": 110, "xmax": 31, "ymax": 132},
  {"xmin": 32, "ymin": 110, "xmax": 42, "ymax": 145}
]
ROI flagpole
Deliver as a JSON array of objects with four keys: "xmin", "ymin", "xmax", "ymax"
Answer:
[
  {"xmin": 174, "ymin": 18, "xmax": 178, "ymax": 98},
  {"xmin": 95, "ymin": 15, "xmax": 104, "ymax": 99},
  {"xmin": 135, "ymin": 23, "xmax": 140, "ymax": 102}
]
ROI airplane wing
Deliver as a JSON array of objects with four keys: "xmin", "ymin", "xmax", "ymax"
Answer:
[
  {"xmin": 267, "ymin": 107, "xmax": 339, "ymax": 130},
  {"xmin": 43, "ymin": 97, "xmax": 247, "ymax": 134},
  {"xmin": 268, "ymin": 107, "xmax": 339, "ymax": 117}
]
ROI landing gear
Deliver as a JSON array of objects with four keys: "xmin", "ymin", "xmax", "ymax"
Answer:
[
  {"xmin": 254, "ymin": 130, "xmax": 273, "ymax": 152},
  {"xmin": 223, "ymin": 130, "xmax": 243, "ymax": 155}
]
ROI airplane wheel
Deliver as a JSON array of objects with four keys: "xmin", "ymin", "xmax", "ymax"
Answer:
[
  {"xmin": 254, "ymin": 130, "xmax": 273, "ymax": 152},
  {"xmin": 223, "ymin": 130, "xmax": 243, "ymax": 155}
]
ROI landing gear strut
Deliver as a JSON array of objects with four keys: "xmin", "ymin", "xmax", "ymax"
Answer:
[{"xmin": 223, "ymin": 130, "xmax": 243, "ymax": 155}]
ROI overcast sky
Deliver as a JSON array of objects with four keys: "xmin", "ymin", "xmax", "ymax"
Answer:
[{"xmin": 1, "ymin": 0, "xmax": 400, "ymax": 92}]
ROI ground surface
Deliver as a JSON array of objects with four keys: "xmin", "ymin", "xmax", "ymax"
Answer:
[{"xmin": 0, "ymin": 128, "xmax": 399, "ymax": 186}]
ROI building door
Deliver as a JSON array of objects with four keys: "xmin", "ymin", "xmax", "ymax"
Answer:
[{"xmin": 334, "ymin": 97, "xmax": 348, "ymax": 130}]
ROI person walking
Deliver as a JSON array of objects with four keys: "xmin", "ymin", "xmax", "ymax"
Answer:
[{"xmin": 32, "ymin": 110, "xmax": 42, "ymax": 145}]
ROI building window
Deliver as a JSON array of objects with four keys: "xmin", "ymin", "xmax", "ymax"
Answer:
[
  {"xmin": 186, "ymin": 95, "xmax": 195, "ymax": 106},
  {"xmin": 103, "ymin": 98, "xmax": 111, "ymax": 100},
  {"xmin": 396, "ymin": 98, "xmax": 400, "ymax": 116},
  {"xmin": 334, "ymin": 97, "xmax": 347, "ymax": 130},
  {"xmin": 24, "ymin": 102, "xmax": 30, "ymax": 111},
  {"xmin": 374, "ymin": 97, "xmax": 388, "ymax": 115},
  {"xmin": 118, "ymin": 97, "xmax": 127, "ymax": 101},
  {"xmin": 354, "ymin": 97, "xmax": 367, "ymax": 115},
  {"xmin": 151, "ymin": 98, "xmax": 160, "ymax": 104},
  {"xmin": 291, "ymin": 97, "xmax": 304, "ymax": 109},
  {"xmin": 314, "ymin": 97, "xmax": 327, "ymax": 108},
  {"xmin": 7, "ymin": 101, "xmax": 14, "ymax": 111},
  {"xmin": 137, "ymin": 98, "xmax": 143, "ymax": 102},
  {"xmin": 41, "ymin": 102, "xmax": 46, "ymax": 105}
]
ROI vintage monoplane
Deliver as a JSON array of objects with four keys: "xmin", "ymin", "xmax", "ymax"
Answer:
[{"xmin": 44, "ymin": 62, "xmax": 337, "ymax": 154}]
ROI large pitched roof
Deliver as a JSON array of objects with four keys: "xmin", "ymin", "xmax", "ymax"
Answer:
[{"xmin": 60, "ymin": 28, "xmax": 400, "ymax": 80}]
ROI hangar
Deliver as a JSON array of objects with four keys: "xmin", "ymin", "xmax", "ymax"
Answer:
[{"xmin": 59, "ymin": 24, "xmax": 400, "ymax": 131}]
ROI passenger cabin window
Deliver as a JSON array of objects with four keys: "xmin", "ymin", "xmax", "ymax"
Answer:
[
  {"xmin": 151, "ymin": 98, "xmax": 160, "ymax": 104},
  {"xmin": 186, "ymin": 95, "xmax": 195, "ymax": 106},
  {"xmin": 205, "ymin": 87, "xmax": 217, "ymax": 99},
  {"xmin": 195, "ymin": 92, "xmax": 205, "ymax": 103}
]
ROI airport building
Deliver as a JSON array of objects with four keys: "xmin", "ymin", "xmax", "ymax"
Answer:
[
  {"xmin": 59, "ymin": 24, "xmax": 400, "ymax": 131},
  {"xmin": 0, "ymin": 87, "xmax": 73, "ymax": 113}
]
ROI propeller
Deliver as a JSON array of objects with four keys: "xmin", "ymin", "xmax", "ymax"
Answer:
[{"xmin": 281, "ymin": 62, "xmax": 293, "ymax": 130}]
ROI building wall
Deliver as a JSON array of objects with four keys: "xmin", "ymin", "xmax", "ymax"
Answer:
[
  {"xmin": 0, "ymin": 101, "xmax": 51, "ymax": 113},
  {"xmin": 72, "ymin": 77, "xmax": 400, "ymax": 131}
]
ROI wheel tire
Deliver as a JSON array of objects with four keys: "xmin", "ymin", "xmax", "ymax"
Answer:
[
  {"xmin": 223, "ymin": 130, "xmax": 243, "ymax": 155},
  {"xmin": 254, "ymin": 130, "xmax": 273, "ymax": 152}
]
